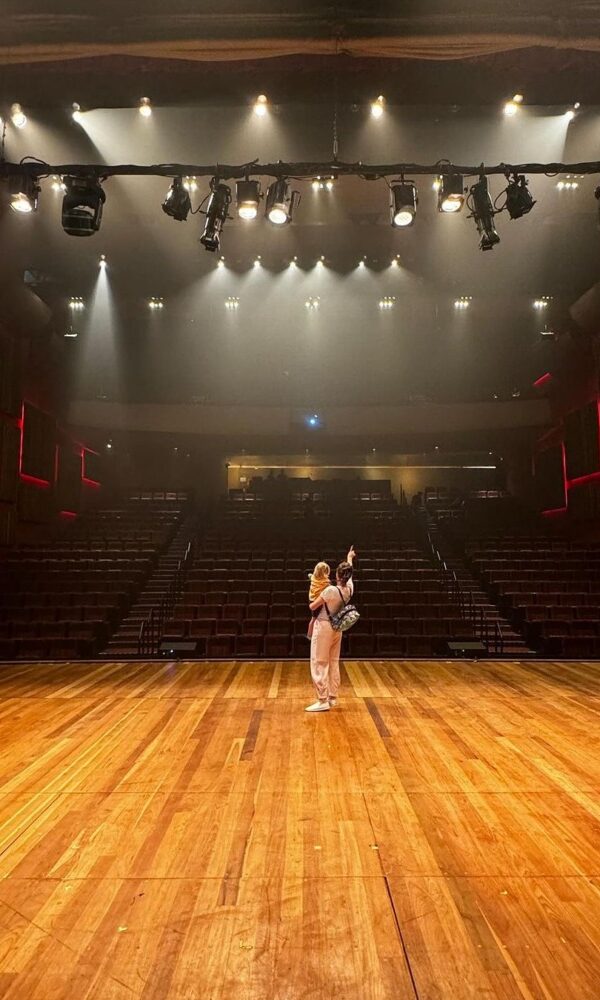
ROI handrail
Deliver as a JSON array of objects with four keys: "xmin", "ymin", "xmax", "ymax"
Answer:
[{"xmin": 138, "ymin": 538, "xmax": 194, "ymax": 656}]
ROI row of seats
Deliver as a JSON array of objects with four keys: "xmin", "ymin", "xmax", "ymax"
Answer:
[
  {"xmin": 171, "ymin": 601, "xmax": 460, "ymax": 619},
  {"xmin": 157, "ymin": 489, "xmax": 475, "ymax": 658},
  {"xmin": 0, "ymin": 638, "xmax": 95, "ymax": 659},
  {"xmin": 160, "ymin": 631, "xmax": 474, "ymax": 659},
  {"xmin": 468, "ymin": 534, "xmax": 600, "ymax": 657},
  {"xmin": 164, "ymin": 617, "xmax": 469, "ymax": 639},
  {"xmin": 0, "ymin": 497, "xmax": 187, "ymax": 658}
]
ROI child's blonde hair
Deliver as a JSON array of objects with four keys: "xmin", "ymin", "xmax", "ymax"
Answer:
[{"xmin": 312, "ymin": 561, "xmax": 330, "ymax": 580}]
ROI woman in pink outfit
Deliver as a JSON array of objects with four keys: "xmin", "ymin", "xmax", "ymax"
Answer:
[{"xmin": 305, "ymin": 546, "xmax": 355, "ymax": 712}]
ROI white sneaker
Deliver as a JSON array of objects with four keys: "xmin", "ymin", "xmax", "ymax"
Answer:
[
  {"xmin": 305, "ymin": 701, "xmax": 330, "ymax": 713},
  {"xmin": 328, "ymin": 698, "xmax": 337, "ymax": 707}
]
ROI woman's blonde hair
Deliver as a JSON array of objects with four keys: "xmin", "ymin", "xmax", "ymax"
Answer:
[{"xmin": 312, "ymin": 561, "xmax": 330, "ymax": 579}]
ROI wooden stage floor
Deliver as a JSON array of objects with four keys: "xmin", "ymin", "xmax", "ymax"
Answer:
[{"xmin": 0, "ymin": 658, "xmax": 598, "ymax": 999}]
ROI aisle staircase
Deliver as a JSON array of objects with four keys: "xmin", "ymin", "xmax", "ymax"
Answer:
[
  {"xmin": 441, "ymin": 556, "xmax": 535, "ymax": 657},
  {"xmin": 103, "ymin": 519, "xmax": 195, "ymax": 657}
]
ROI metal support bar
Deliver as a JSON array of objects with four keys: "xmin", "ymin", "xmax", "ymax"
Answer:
[{"xmin": 3, "ymin": 159, "xmax": 600, "ymax": 181}]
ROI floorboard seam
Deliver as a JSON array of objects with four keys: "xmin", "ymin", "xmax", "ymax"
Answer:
[{"xmin": 383, "ymin": 875, "xmax": 421, "ymax": 1000}]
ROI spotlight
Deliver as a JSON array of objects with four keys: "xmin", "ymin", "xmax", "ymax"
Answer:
[
  {"xmin": 8, "ymin": 174, "xmax": 40, "ymax": 214},
  {"xmin": 468, "ymin": 174, "xmax": 500, "ymax": 251},
  {"xmin": 200, "ymin": 179, "xmax": 231, "ymax": 252},
  {"xmin": 371, "ymin": 95, "xmax": 385, "ymax": 119},
  {"xmin": 265, "ymin": 178, "xmax": 300, "ymax": 225},
  {"xmin": 306, "ymin": 413, "xmax": 321, "ymax": 428},
  {"xmin": 162, "ymin": 176, "xmax": 192, "ymax": 222},
  {"xmin": 139, "ymin": 97, "xmax": 152, "ymax": 118},
  {"xmin": 148, "ymin": 297, "xmax": 164, "ymax": 309},
  {"xmin": 10, "ymin": 103, "xmax": 27, "ymax": 128},
  {"xmin": 557, "ymin": 175, "xmax": 580, "ymax": 191},
  {"xmin": 311, "ymin": 175, "xmax": 335, "ymax": 191},
  {"xmin": 99, "ymin": 254, "xmax": 107, "ymax": 267},
  {"xmin": 51, "ymin": 175, "xmax": 67, "ymax": 193},
  {"xmin": 71, "ymin": 102, "xmax": 82, "ymax": 122},
  {"xmin": 378, "ymin": 296, "xmax": 395, "ymax": 310},
  {"xmin": 61, "ymin": 176, "xmax": 105, "ymax": 236},
  {"xmin": 390, "ymin": 180, "xmax": 418, "ymax": 227},
  {"xmin": 225, "ymin": 296, "xmax": 240, "ymax": 310},
  {"xmin": 533, "ymin": 296, "xmax": 551, "ymax": 309},
  {"xmin": 68, "ymin": 296, "xmax": 85, "ymax": 310},
  {"xmin": 438, "ymin": 173, "xmax": 465, "ymax": 213},
  {"xmin": 183, "ymin": 176, "xmax": 198, "ymax": 192},
  {"xmin": 504, "ymin": 93, "xmax": 523, "ymax": 116},
  {"xmin": 236, "ymin": 179, "xmax": 261, "ymax": 220},
  {"xmin": 454, "ymin": 296, "xmax": 472, "ymax": 309},
  {"xmin": 305, "ymin": 297, "xmax": 320, "ymax": 310},
  {"xmin": 253, "ymin": 94, "xmax": 268, "ymax": 117},
  {"xmin": 504, "ymin": 173, "xmax": 535, "ymax": 219}
]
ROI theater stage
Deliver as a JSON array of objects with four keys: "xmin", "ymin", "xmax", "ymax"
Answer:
[{"xmin": 0, "ymin": 658, "xmax": 597, "ymax": 999}]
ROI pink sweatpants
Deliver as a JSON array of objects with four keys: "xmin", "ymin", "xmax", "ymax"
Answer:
[{"xmin": 310, "ymin": 618, "xmax": 342, "ymax": 701}]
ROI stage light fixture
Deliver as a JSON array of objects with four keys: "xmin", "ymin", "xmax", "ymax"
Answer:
[
  {"xmin": 200, "ymin": 179, "xmax": 232, "ymax": 252},
  {"xmin": 236, "ymin": 179, "xmax": 261, "ymax": 220},
  {"xmin": 8, "ymin": 174, "xmax": 40, "ymax": 213},
  {"xmin": 162, "ymin": 176, "xmax": 192, "ymax": 222},
  {"xmin": 51, "ymin": 175, "xmax": 67, "ymax": 193},
  {"xmin": 504, "ymin": 93, "xmax": 523, "ymax": 116},
  {"xmin": 139, "ymin": 97, "xmax": 152, "ymax": 118},
  {"xmin": 557, "ymin": 175, "xmax": 580, "ymax": 190},
  {"xmin": 371, "ymin": 95, "xmax": 385, "ymax": 119},
  {"xmin": 183, "ymin": 176, "xmax": 198, "ymax": 192},
  {"xmin": 148, "ymin": 297, "xmax": 164, "ymax": 309},
  {"xmin": 454, "ymin": 296, "xmax": 472, "ymax": 309},
  {"xmin": 225, "ymin": 297, "xmax": 240, "ymax": 310},
  {"xmin": 390, "ymin": 180, "xmax": 418, "ymax": 227},
  {"xmin": 10, "ymin": 103, "xmax": 27, "ymax": 128},
  {"xmin": 253, "ymin": 94, "xmax": 268, "ymax": 117},
  {"xmin": 265, "ymin": 178, "xmax": 299, "ymax": 225},
  {"xmin": 305, "ymin": 297, "xmax": 320, "ymax": 310},
  {"xmin": 99, "ymin": 254, "xmax": 107, "ymax": 267},
  {"xmin": 468, "ymin": 174, "xmax": 500, "ymax": 251},
  {"xmin": 378, "ymin": 296, "xmax": 395, "ymax": 310},
  {"xmin": 504, "ymin": 173, "xmax": 535, "ymax": 219},
  {"xmin": 69, "ymin": 296, "xmax": 85, "ymax": 310},
  {"xmin": 72, "ymin": 102, "xmax": 82, "ymax": 122},
  {"xmin": 438, "ymin": 173, "xmax": 465, "ymax": 213},
  {"xmin": 61, "ymin": 176, "xmax": 106, "ymax": 236},
  {"xmin": 312, "ymin": 175, "xmax": 335, "ymax": 191},
  {"xmin": 533, "ymin": 296, "xmax": 551, "ymax": 309}
]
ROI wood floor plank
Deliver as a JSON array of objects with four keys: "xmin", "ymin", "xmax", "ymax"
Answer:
[{"xmin": 0, "ymin": 658, "xmax": 596, "ymax": 998}]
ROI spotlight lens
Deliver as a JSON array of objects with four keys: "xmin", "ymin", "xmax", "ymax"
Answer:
[
  {"xmin": 10, "ymin": 193, "xmax": 33, "ymax": 213},
  {"xmin": 268, "ymin": 206, "xmax": 288, "ymax": 225},
  {"xmin": 11, "ymin": 104, "xmax": 27, "ymax": 128},
  {"xmin": 238, "ymin": 203, "xmax": 258, "ymax": 220},
  {"xmin": 254, "ymin": 95, "xmax": 268, "ymax": 116},
  {"xmin": 139, "ymin": 98, "xmax": 152, "ymax": 117},
  {"xmin": 440, "ymin": 195, "xmax": 462, "ymax": 213},
  {"xmin": 371, "ymin": 102, "xmax": 384, "ymax": 119},
  {"xmin": 504, "ymin": 101, "xmax": 518, "ymax": 116},
  {"xmin": 393, "ymin": 209, "xmax": 414, "ymax": 227}
]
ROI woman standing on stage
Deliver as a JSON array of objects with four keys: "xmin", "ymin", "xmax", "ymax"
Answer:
[{"xmin": 305, "ymin": 546, "xmax": 355, "ymax": 713}]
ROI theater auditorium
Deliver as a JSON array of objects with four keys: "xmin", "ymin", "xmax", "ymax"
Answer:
[{"xmin": 0, "ymin": 4, "xmax": 599, "ymax": 997}]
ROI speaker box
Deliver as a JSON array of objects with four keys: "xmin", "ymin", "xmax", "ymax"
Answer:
[{"xmin": 158, "ymin": 641, "xmax": 198, "ymax": 657}]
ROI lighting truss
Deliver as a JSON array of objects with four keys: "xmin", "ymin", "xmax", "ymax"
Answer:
[{"xmin": 3, "ymin": 159, "xmax": 600, "ymax": 183}]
